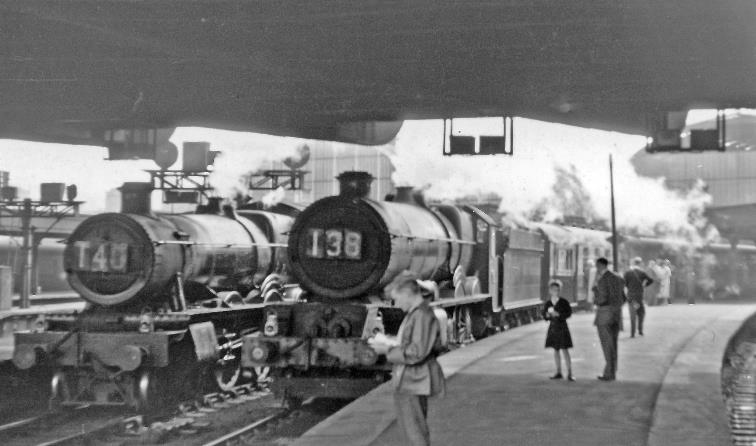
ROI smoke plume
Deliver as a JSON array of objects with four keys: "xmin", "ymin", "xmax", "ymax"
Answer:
[
  {"xmin": 529, "ymin": 165, "xmax": 600, "ymax": 223},
  {"xmin": 387, "ymin": 118, "xmax": 716, "ymax": 241},
  {"xmin": 261, "ymin": 187, "xmax": 287, "ymax": 208}
]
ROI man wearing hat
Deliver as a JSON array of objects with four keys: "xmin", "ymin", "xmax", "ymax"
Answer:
[
  {"xmin": 369, "ymin": 270, "xmax": 446, "ymax": 446},
  {"xmin": 623, "ymin": 257, "xmax": 654, "ymax": 337},
  {"xmin": 593, "ymin": 257, "xmax": 625, "ymax": 381}
]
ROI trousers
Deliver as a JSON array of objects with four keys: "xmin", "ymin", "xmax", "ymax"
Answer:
[
  {"xmin": 597, "ymin": 321, "xmax": 619, "ymax": 379},
  {"xmin": 394, "ymin": 393, "xmax": 430, "ymax": 446},
  {"xmin": 628, "ymin": 303, "xmax": 645, "ymax": 336}
]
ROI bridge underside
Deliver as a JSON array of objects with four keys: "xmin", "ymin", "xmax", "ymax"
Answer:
[{"xmin": 2, "ymin": 1, "xmax": 756, "ymax": 146}]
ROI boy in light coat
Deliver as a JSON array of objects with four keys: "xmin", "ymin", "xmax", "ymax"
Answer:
[{"xmin": 370, "ymin": 270, "xmax": 446, "ymax": 446}]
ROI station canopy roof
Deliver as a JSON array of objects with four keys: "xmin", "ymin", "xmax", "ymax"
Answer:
[{"xmin": 2, "ymin": 1, "xmax": 756, "ymax": 146}]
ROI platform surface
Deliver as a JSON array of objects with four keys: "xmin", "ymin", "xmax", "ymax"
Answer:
[{"xmin": 295, "ymin": 302, "xmax": 754, "ymax": 446}]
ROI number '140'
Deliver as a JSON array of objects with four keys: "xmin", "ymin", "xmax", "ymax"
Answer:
[{"xmin": 73, "ymin": 241, "xmax": 129, "ymax": 272}]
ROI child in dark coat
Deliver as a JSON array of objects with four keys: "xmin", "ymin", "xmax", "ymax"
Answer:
[{"xmin": 542, "ymin": 280, "xmax": 574, "ymax": 381}]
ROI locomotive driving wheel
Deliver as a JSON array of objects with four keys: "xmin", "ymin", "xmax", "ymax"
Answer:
[
  {"xmin": 452, "ymin": 306, "xmax": 474, "ymax": 344},
  {"xmin": 213, "ymin": 350, "xmax": 242, "ymax": 391}
]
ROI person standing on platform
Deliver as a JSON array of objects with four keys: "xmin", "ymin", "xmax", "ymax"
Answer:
[
  {"xmin": 645, "ymin": 260, "xmax": 660, "ymax": 306},
  {"xmin": 657, "ymin": 259, "xmax": 672, "ymax": 305},
  {"xmin": 542, "ymin": 280, "xmax": 574, "ymax": 381},
  {"xmin": 369, "ymin": 271, "xmax": 446, "ymax": 446},
  {"xmin": 623, "ymin": 257, "xmax": 654, "ymax": 337},
  {"xmin": 593, "ymin": 257, "xmax": 625, "ymax": 381}
]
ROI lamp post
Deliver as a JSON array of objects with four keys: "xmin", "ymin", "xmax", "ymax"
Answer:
[{"xmin": 609, "ymin": 155, "xmax": 619, "ymax": 270}]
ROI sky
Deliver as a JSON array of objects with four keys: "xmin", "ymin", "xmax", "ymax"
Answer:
[
  {"xmin": 0, "ymin": 128, "xmax": 302, "ymax": 212},
  {"xmin": 0, "ymin": 110, "xmax": 735, "ymax": 235}
]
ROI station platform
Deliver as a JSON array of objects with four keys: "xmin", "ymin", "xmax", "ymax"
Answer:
[{"xmin": 295, "ymin": 302, "xmax": 755, "ymax": 446}]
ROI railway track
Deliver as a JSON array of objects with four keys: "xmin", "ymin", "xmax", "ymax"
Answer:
[
  {"xmin": 0, "ymin": 312, "xmax": 545, "ymax": 445},
  {"xmin": 0, "ymin": 383, "xmax": 275, "ymax": 446},
  {"xmin": 0, "ymin": 405, "xmax": 129, "ymax": 446},
  {"xmin": 201, "ymin": 411, "xmax": 288, "ymax": 446}
]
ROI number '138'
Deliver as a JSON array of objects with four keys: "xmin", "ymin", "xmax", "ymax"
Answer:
[{"xmin": 306, "ymin": 228, "xmax": 362, "ymax": 260}]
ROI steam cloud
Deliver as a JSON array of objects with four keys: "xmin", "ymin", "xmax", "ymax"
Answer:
[
  {"xmin": 261, "ymin": 187, "xmax": 287, "ymax": 208},
  {"xmin": 387, "ymin": 118, "xmax": 715, "ymax": 242}
]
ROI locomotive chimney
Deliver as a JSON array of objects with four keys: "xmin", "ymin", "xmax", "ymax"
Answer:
[
  {"xmin": 337, "ymin": 171, "xmax": 374, "ymax": 199},
  {"xmin": 394, "ymin": 186, "xmax": 417, "ymax": 205},
  {"xmin": 119, "ymin": 182, "xmax": 153, "ymax": 214}
]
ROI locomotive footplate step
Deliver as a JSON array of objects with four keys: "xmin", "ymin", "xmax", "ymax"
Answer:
[{"xmin": 293, "ymin": 303, "xmax": 755, "ymax": 446}]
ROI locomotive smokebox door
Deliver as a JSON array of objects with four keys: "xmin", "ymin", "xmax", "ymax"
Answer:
[{"xmin": 189, "ymin": 322, "xmax": 219, "ymax": 361}]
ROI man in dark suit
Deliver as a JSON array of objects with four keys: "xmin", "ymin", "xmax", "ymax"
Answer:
[
  {"xmin": 623, "ymin": 257, "xmax": 654, "ymax": 337},
  {"xmin": 593, "ymin": 257, "xmax": 625, "ymax": 381}
]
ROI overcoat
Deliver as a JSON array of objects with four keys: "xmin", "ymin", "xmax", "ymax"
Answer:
[
  {"xmin": 542, "ymin": 297, "xmax": 573, "ymax": 349},
  {"xmin": 386, "ymin": 301, "xmax": 446, "ymax": 396},
  {"xmin": 593, "ymin": 270, "xmax": 625, "ymax": 326}
]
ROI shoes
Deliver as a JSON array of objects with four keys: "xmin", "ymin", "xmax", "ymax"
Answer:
[
  {"xmin": 639, "ymin": 332, "xmax": 644, "ymax": 336},
  {"xmin": 630, "ymin": 335, "xmax": 635, "ymax": 338},
  {"xmin": 597, "ymin": 375, "xmax": 615, "ymax": 381},
  {"xmin": 567, "ymin": 375, "xmax": 575, "ymax": 382},
  {"xmin": 550, "ymin": 373, "xmax": 563, "ymax": 380}
]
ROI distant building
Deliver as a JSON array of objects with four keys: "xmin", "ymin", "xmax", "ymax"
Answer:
[
  {"xmin": 632, "ymin": 113, "xmax": 756, "ymax": 207},
  {"xmin": 251, "ymin": 140, "xmax": 395, "ymax": 205}
]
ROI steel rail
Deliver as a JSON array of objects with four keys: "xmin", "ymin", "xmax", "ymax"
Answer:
[{"xmin": 201, "ymin": 411, "xmax": 286, "ymax": 446}]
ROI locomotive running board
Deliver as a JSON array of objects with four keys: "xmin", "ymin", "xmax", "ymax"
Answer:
[{"xmin": 430, "ymin": 293, "xmax": 490, "ymax": 308}]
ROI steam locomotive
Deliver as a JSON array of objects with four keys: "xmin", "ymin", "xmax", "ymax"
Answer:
[
  {"xmin": 241, "ymin": 172, "xmax": 546, "ymax": 402},
  {"xmin": 241, "ymin": 171, "xmax": 756, "ymax": 403},
  {"xmin": 12, "ymin": 183, "xmax": 296, "ymax": 410}
]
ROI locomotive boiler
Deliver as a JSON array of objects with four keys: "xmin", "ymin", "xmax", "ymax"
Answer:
[
  {"xmin": 288, "ymin": 172, "xmax": 474, "ymax": 299},
  {"xmin": 241, "ymin": 172, "xmax": 545, "ymax": 402},
  {"xmin": 12, "ymin": 183, "xmax": 296, "ymax": 409}
]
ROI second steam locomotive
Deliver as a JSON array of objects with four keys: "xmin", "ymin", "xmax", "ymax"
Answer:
[{"xmin": 12, "ymin": 183, "xmax": 295, "ymax": 409}]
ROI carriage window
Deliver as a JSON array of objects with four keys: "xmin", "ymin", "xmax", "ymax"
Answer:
[
  {"xmin": 565, "ymin": 249, "xmax": 574, "ymax": 270},
  {"xmin": 556, "ymin": 248, "xmax": 574, "ymax": 274}
]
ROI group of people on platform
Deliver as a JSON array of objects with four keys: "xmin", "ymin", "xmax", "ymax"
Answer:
[
  {"xmin": 544, "ymin": 256, "xmax": 675, "ymax": 384},
  {"xmin": 368, "ymin": 256, "xmax": 675, "ymax": 445}
]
